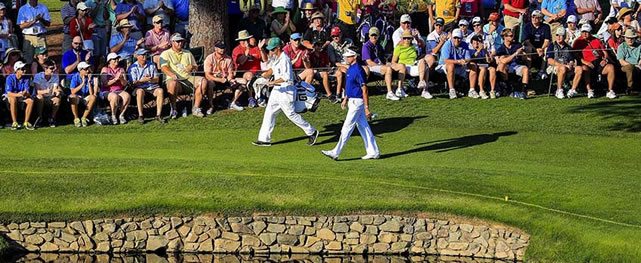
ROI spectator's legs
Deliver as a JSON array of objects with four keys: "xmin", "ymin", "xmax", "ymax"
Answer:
[
  {"xmin": 488, "ymin": 67, "xmax": 497, "ymax": 92},
  {"xmin": 206, "ymin": 83, "xmax": 214, "ymax": 110},
  {"xmin": 425, "ymin": 55, "xmax": 437, "ymax": 69},
  {"xmin": 167, "ymin": 80, "xmax": 179, "ymax": 111},
  {"xmin": 571, "ymin": 66, "xmax": 583, "ymax": 91},
  {"xmin": 153, "ymin": 88, "xmax": 164, "ymax": 117},
  {"xmin": 298, "ymin": 69, "xmax": 314, "ymax": 83},
  {"xmin": 418, "ymin": 59, "xmax": 428, "ymax": 83},
  {"xmin": 497, "ymin": 63, "xmax": 508, "ymax": 80},
  {"xmin": 520, "ymin": 66, "xmax": 530, "ymax": 91},
  {"xmin": 446, "ymin": 63, "xmax": 456, "ymax": 90},
  {"xmin": 335, "ymin": 68, "xmax": 344, "ymax": 96},
  {"xmin": 478, "ymin": 67, "xmax": 487, "ymax": 92},
  {"xmin": 8, "ymin": 97, "xmax": 17, "ymax": 123},
  {"xmin": 621, "ymin": 64, "xmax": 635, "ymax": 90},
  {"xmin": 23, "ymin": 98, "xmax": 33, "ymax": 123},
  {"xmin": 602, "ymin": 64, "xmax": 615, "ymax": 91},
  {"xmin": 70, "ymin": 96, "xmax": 80, "ymax": 119},
  {"xmin": 581, "ymin": 66, "xmax": 593, "ymax": 92},
  {"xmin": 51, "ymin": 97, "xmax": 60, "ymax": 121},
  {"xmin": 243, "ymin": 72, "xmax": 255, "ymax": 98},
  {"xmin": 108, "ymin": 92, "xmax": 120, "ymax": 118},
  {"xmin": 35, "ymin": 95, "xmax": 45, "ymax": 120},
  {"xmin": 136, "ymin": 89, "xmax": 145, "ymax": 117},
  {"xmin": 83, "ymin": 95, "xmax": 96, "ymax": 119},
  {"xmin": 381, "ymin": 66, "xmax": 393, "ymax": 94},
  {"xmin": 118, "ymin": 92, "xmax": 131, "ymax": 118},
  {"xmin": 468, "ymin": 64, "xmax": 479, "ymax": 92},
  {"xmin": 320, "ymin": 71, "xmax": 331, "ymax": 96},
  {"xmin": 194, "ymin": 82, "xmax": 203, "ymax": 111},
  {"xmin": 556, "ymin": 65, "xmax": 567, "ymax": 90},
  {"xmin": 391, "ymin": 64, "xmax": 406, "ymax": 90}
]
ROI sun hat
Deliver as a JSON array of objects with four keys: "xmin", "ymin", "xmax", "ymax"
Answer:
[
  {"xmin": 580, "ymin": 23, "xmax": 592, "ymax": 32},
  {"xmin": 170, "ymin": 33, "xmax": 185, "ymax": 42},
  {"xmin": 134, "ymin": 48, "xmax": 148, "ymax": 56},
  {"xmin": 76, "ymin": 2, "xmax": 88, "ymax": 11},
  {"xmin": 266, "ymin": 37, "xmax": 282, "ymax": 51},
  {"xmin": 35, "ymin": 46, "xmax": 47, "ymax": 55},
  {"xmin": 271, "ymin": 6, "xmax": 288, "ymax": 15},
  {"xmin": 458, "ymin": 19, "xmax": 469, "ymax": 26},
  {"xmin": 214, "ymin": 41, "xmax": 226, "ymax": 49},
  {"xmin": 369, "ymin": 27, "xmax": 380, "ymax": 36},
  {"xmin": 617, "ymin": 7, "xmax": 633, "ymax": 20},
  {"xmin": 311, "ymin": 11, "xmax": 324, "ymax": 20},
  {"xmin": 116, "ymin": 19, "xmax": 133, "ymax": 29},
  {"xmin": 0, "ymin": 3, "xmax": 6, "ymax": 9},
  {"xmin": 3, "ymin": 48, "xmax": 21, "ymax": 64},
  {"xmin": 472, "ymin": 16, "xmax": 482, "ymax": 25},
  {"xmin": 452, "ymin": 28, "xmax": 463, "ymax": 38},
  {"xmin": 342, "ymin": 49, "xmax": 357, "ymax": 57},
  {"xmin": 290, "ymin": 32, "xmax": 303, "ymax": 40},
  {"xmin": 330, "ymin": 26, "xmax": 341, "ymax": 36},
  {"xmin": 624, "ymin": 29, "xmax": 637, "ymax": 38},
  {"xmin": 566, "ymin": 15, "xmax": 577, "ymax": 23},
  {"xmin": 434, "ymin": 17, "xmax": 445, "ymax": 25},
  {"xmin": 531, "ymin": 10, "xmax": 543, "ymax": 17},
  {"xmin": 555, "ymin": 27, "xmax": 566, "ymax": 36},
  {"xmin": 152, "ymin": 15, "xmax": 164, "ymax": 23},
  {"xmin": 301, "ymin": 2, "xmax": 315, "ymax": 10},
  {"xmin": 401, "ymin": 30, "xmax": 412, "ymax": 38},
  {"xmin": 236, "ymin": 30, "xmax": 253, "ymax": 41}
]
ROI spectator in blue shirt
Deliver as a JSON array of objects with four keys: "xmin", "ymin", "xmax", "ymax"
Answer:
[
  {"xmin": 68, "ymin": 61, "xmax": 98, "ymax": 127},
  {"xmin": 110, "ymin": 19, "xmax": 143, "ymax": 61},
  {"xmin": 17, "ymin": 0, "xmax": 51, "ymax": 64},
  {"xmin": 496, "ymin": 28, "xmax": 531, "ymax": 99},
  {"xmin": 4, "ymin": 61, "xmax": 35, "ymax": 130},
  {"xmin": 128, "ymin": 49, "xmax": 164, "ymax": 124},
  {"xmin": 437, "ymin": 29, "xmax": 478, "ymax": 100},
  {"xmin": 62, "ymin": 36, "xmax": 91, "ymax": 82},
  {"xmin": 541, "ymin": 0, "xmax": 567, "ymax": 32},
  {"xmin": 361, "ymin": 27, "xmax": 404, "ymax": 101}
]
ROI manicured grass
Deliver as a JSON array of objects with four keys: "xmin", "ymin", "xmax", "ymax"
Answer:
[{"xmin": 1, "ymin": 93, "xmax": 640, "ymax": 262}]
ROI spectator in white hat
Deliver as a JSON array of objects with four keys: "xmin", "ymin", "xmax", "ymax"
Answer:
[
  {"xmin": 465, "ymin": 16, "xmax": 484, "ymax": 44},
  {"xmin": 4, "ymin": 61, "xmax": 35, "ymax": 130},
  {"xmin": 392, "ymin": 14, "xmax": 424, "ymax": 48},
  {"xmin": 100, "ymin": 52, "xmax": 131, "ymax": 124},
  {"xmin": 572, "ymin": 23, "xmax": 617, "ymax": 99},
  {"xmin": 68, "ymin": 61, "xmax": 98, "ymax": 127},
  {"xmin": 546, "ymin": 27, "xmax": 583, "ymax": 99},
  {"xmin": 436, "ymin": 28, "xmax": 480, "ymax": 99},
  {"xmin": 69, "ymin": 2, "xmax": 95, "ymax": 53},
  {"xmin": 458, "ymin": 19, "xmax": 471, "ymax": 39},
  {"xmin": 564, "ymin": 15, "xmax": 581, "ymax": 46}
]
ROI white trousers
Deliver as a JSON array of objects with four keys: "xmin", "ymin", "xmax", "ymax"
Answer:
[
  {"xmin": 330, "ymin": 98, "xmax": 379, "ymax": 157},
  {"xmin": 257, "ymin": 93, "xmax": 316, "ymax": 143}
]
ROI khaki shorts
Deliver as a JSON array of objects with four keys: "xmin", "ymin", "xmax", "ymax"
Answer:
[{"xmin": 504, "ymin": 15, "xmax": 521, "ymax": 29}]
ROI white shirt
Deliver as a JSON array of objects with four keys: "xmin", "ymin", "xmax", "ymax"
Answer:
[
  {"xmin": 392, "ymin": 27, "xmax": 422, "ymax": 47},
  {"xmin": 268, "ymin": 51, "xmax": 295, "ymax": 101},
  {"xmin": 33, "ymin": 72, "xmax": 60, "ymax": 95},
  {"xmin": 17, "ymin": 3, "xmax": 50, "ymax": 35}
]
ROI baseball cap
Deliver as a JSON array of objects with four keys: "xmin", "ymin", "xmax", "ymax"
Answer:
[
  {"xmin": 580, "ymin": 23, "xmax": 592, "ymax": 32},
  {"xmin": 488, "ymin": 12, "xmax": 500, "ymax": 22},
  {"xmin": 77, "ymin": 61, "xmax": 91, "ymax": 70},
  {"xmin": 266, "ymin": 37, "xmax": 282, "ymax": 51},
  {"xmin": 170, "ymin": 33, "xmax": 185, "ymax": 42},
  {"xmin": 434, "ymin": 17, "xmax": 445, "ymax": 25},
  {"xmin": 400, "ymin": 14, "xmax": 412, "ymax": 23},
  {"xmin": 76, "ymin": 2, "xmax": 88, "ymax": 11},
  {"xmin": 290, "ymin": 33, "xmax": 303, "ymax": 40},
  {"xmin": 531, "ymin": 10, "xmax": 543, "ymax": 17},
  {"xmin": 566, "ymin": 15, "xmax": 577, "ymax": 23},
  {"xmin": 13, "ymin": 61, "xmax": 26, "ymax": 71},
  {"xmin": 35, "ymin": 46, "xmax": 47, "ymax": 55},
  {"xmin": 369, "ymin": 27, "xmax": 380, "ymax": 36},
  {"xmin": 555, "ymin": 27, "xmax": 566, "ymax": 36},
  {"xmin": 214, "ymin": 41, "xmax": 226, "ymax": 49},
  {"xmin": 401, "ymin": 30, "xmax": 412, "ymax": 38},
  {"xmin": 471, "ymin": 35, "xmax": 483, "ymax": 42},
  {"xmin": 107, "ymin": 53, "xmax": 120, "ymax": 61},
  {"xmin": 152, "ymin": 15, "xmax": 164, "ymax": 23},
  {"xmin": 472, "ymin": 16, "xmax": 482, "ymax": 25},
  {"xmin": 342, "ymin": 49, "xmax": 358, "ymax": 57},
  {"xmin": 330, "ymin": 26, "xmax": 341, "ymax": 36},
  {"xmin": 0, "ymin": 3, "xmax": 6, "ymax": 9},
  {"xmin": 134, "ymin": 48, "xmax": 148, "ymax": 56},
  {"xmin": 458, "ymin": 19, "xmax": 469, "ymax": 26},
  {"xmin": 452, "ymin": 28, "xmax": 463, "ymax": 38}
]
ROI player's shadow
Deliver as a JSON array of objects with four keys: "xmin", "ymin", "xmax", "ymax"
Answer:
[
  {"xmin": 271, "ymin": 116, "xmax": 427, "ymax": 146},
  {"xmin": 378, "ymin": 131, "xmax": 518, "ymax": 159}
]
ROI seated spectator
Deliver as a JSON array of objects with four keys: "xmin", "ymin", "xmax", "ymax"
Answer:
[
  {"xmin": 496, "ymin": 28, "xmax": 531, "ymax": 99},
  {"xmin": 573, "ymin": 24, "xmax": 617, "ymax": 99},
  {"xmin": 239, "ymin": 4, "xmax": 268, "ymax": 41},
  {"xmin": 205, "ymin": 42, "xmax": 245, "ymax": 113},
  {"xmin": 425, "ymin": 17, "xmax": 448, "ymax": 69},
  {"xmin": 160, "ymin": 33, "xmax": 207, "ymax": 119},
  {"xmin": 110, "ymin": 19, "xmax": 143, "ymax": 62},
  {"xmin": 231, "ymin": 30, "xmax": 264, "ymax": 107},
  {"xmin": 564, "ymin": 15, "xmax": 580, "ymax": 46},
  {"xmin": 69, "ymin": 2, "xmax": 95, "ymax": 52},
  {"xmin": 308, "ymin": 40, "xmax": 334, "ymax": 100},
  {"xmin": 283, "ymin": 33, "xmax": 315, "ymax": 85},
  {"xmin": 17, "ymin": 0, "xmax": 51, "ymax": 64},
  {"xmin": 68, "ymin": 61, "xmax": 98, "ymax": 127},
  {"xmin": 465, "ymin": 16, "xmax": 483, "ymax": 44},
  {"xmin": 617, "ymin": 29, "xmax": 641, "ymax": 94},
  {"xmin": 100, "ymin": 53, "xmax": 131, "ymax": 124},
  {"xmin": 0, "ymin": 3, "xmax": 17, "ymax": 59},
  {"xmin": 606, "ymin": 22, "xmax": 623, "ymax": 53},
  {"xmin": 617, "ymin": 7, "xmax": 640, "ymax": 35},
  {"xmin": 458, "ymin": 19, "xmax": 471, "ymax": 39},
  {"xmin": 362, "ymin": 27, "xmax": 405, "ymax": 101},
  {"xmin": 62, "ymin": 36, "xmax": 91, "ymax": 82},
  {"xmin": 436, "ymin": 29, "xmax": 479, "ymax": 99},
  {"xmin": 391, "ymin": 31, "xmax": 429, "ymax": 99},
  {"xmin": 327, "ymin": 26, "xmax": 354, "ymax": 99},
  {"xmin": 522, "ymin": 10, "xmax": 552, "ymax": 79},
  {"xmin": 4, "ymin": 61, "xmax": 35, "ymax": 130},
  {"xmin": 115, "ymin": 0, "xmax": 145, "ymax": 39},
  {"xmin": 546, "ymin": 28, "xmax": 583, "ymax": 99},
  {"xmin": 32, "ymin": 59, "xmax": 61, "ymax": 127},
  {"xmin": 145, "ymin": 15, "xmax": 171, "ymax": 67},
  {"xmin": 469, "ymin": 34, "xmax": 496, "ymax": 99},
  {"xmin": 302, "ymin": 11, "xmax": 330, "ymax": 50},
  {"xmin": 2, "ymin": 48, "xmax": 22, "ymax": 76},
  {"xmin": 30, "ymin": 46, "xmax": 48, "ymax": 74},
  {"xmin": 271, "ymin": 7, "xmax": 296, "ymax": 42},
  {"xmin": 128, "ymin": 49, "xmax": 165, "ymax": 124},
  {"xmin": 392, "ymin": 14, "xmax": 425, "ymax": 49}
]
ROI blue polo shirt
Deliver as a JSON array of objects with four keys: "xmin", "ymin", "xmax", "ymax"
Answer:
[
  {"xmin": 62, "ymin": 50, "xmax": 92, "ymax": 81},
  {"xmin": 69, "ymin": 73, "xmax": 95, "ymax": 96},
  {"xmin": 438, "ymin": 40, "xmax": 471, "ymax": 65},
  {"xmin": 345, "ymin": 63, "xmax": 367, "ymax": 99},
  {"xmin": 5, "ymin": 74, "xmax": 32, "ymax": 94},
  {"xmin": 128, "ymin": 61, "xmax": 158, "ymax": 90},
  {"xmin": 109, "ymin": 32, "xmax": 138, "ymax": 58},
  {"xmin": 172, "ymin": 0, "xmax": 190, "ymax": 21}
]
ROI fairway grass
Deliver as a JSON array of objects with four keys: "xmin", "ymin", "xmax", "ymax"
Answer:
[{"xmin": 1, "ymin": 94, "xmax": 640, "ymax": 262}]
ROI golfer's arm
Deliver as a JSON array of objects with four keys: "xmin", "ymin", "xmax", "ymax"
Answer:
[{"xmin": 362, "ymin": 84, "xmax": 369, "ymax": 110}]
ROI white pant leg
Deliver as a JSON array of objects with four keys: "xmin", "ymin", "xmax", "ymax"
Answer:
[
  {"xmin": 279, "ymin": 99, "xmax": 316, "ymax": 136},
  {"xmin": 355, "ymin": 107, "xmax": 380, "ymax": 156},
  {"xmin": 257, "ymin": 99, "xmax": 283, "ymax": 142},
  {"xmin": 330, "ymin": 99, "xmax": 361, "ymax": 156}
]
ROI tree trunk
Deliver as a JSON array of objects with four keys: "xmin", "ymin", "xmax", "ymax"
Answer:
[{"xmin": 189, "ymin": 0, "xmax": 228, "ymax": 56}]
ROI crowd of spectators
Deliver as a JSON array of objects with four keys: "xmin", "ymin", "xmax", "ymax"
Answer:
[{"xmin": 1, "ymin": 0, "xmax": 641, "ymax": 130}]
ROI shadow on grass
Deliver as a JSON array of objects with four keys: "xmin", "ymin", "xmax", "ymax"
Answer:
[
  {"xmin": 272, "ymin": 116, "xmax": 427, "ymax": 146},
  {"xmin": 567, "ymin": 97, "xmax": 641, "ymax": 132},
  {"xmin": 378, "ymin": 131, "xmax": 518, "ymax": 159}
]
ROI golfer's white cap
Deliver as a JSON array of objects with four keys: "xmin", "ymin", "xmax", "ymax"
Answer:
[{"xmin": 342, "ymin": 49, "xmax": 358, "ymax": 57}]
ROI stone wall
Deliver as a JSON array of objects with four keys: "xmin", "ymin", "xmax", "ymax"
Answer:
[{"xmin": 0, "ymin": 215, "xmax": 528, "ymax": 261}]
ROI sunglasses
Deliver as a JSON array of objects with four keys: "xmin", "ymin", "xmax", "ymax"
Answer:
[
  {"xmin": 453, "ymin": 37, "xmax": 461, "ymax": 40},
  {"xmin": 473, "ymin": 24, "xmax": 481, "ymax": 26},
  {"xmin": 72, "ymin": 42, "xmax": 82, "ymax": 45},
  {"xmin": 402, "ymin": 22, "xmax": 411, "ymax": 24},
  {"xmin": 154, "ymin": 21, "xmax": 162, "ymax": 24},
  {"xmin": 435, "ymin": 24, "xmax": 443, "ymax": 27},
  {"xmin": 403, "ymin": 37, "xmax": 412, "ymax": 40},
  {"xmin": 370, "ymin": 34, "xmax": 378, "ymax": 37},
  {"xmin": 47, "ymin": 66, "xmax": 56, "ymax": 70}
]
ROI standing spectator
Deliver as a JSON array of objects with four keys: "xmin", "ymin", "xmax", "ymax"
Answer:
[
  {"xmin": 171, "ymin": 0, "xmax": 190, "ymax": 37},
  {"xmin": 68, "ymin": 61, "xmax": 98, "ymax": 127},
  {"xmin": 30, "ymin": 46, "xmax": 47, "ymax": 74},
  {"xmin": 502, "ymin": 0, "xmax": 528, "ymax": 30},
  {"xmin": 335, "ymin": 0, "xmax": 360, "ymax": 42},
  {"xmin": 617, "ymin": 29, "xmax": 641, "ymax": 94},
  {"xmin": 145, "ymin": 15, "xmax": 171, "ymax": 67},
  {"xmin": 541, "ymin": 0, "xmax": 567, "ymax": 34},
  {"xmin": 572, "ymin": 24, "xmax": 617, "ymax": 99},
  {"xmin": 69, "ymin": 2, "xmax": 96, "ymax": 51},
  {"xmin": 204, "ymin": 42, "xmax": 245, "ymax": 113},
  {"xmin": 160, "ymin": 33, "xmax": 207, "ymax": 119},
  {"xmin": 110, "ymin": 19, "xmax": 143, "ymax": 61},
  {"xmin": 128, "ymin": 49, "xmax": 165, "ymax": 124},
  {"xmin": 327, "ymin": 26, "xmax": 354, "ymax": 99},
  {"xmin": 143, "ymin": 0, "xmax": 173, "ymax": 29},
  {"xmin": 470, "ymin": 34, "xmax": 496, "ymax": 99},
  {"xmin": 17, "ymin": 0, "xmax": 51, "ymax": 64},
  {"xmin": 407, "ymin": 0, "xmax": 431, "ymax": 36},
  {"xmin": 546, "ymin": 27, "xmax": 583, "ymax": 99},
  {"xmin": 271, "ymin": 7, "xmax": 296, "ymax": 42},
  {"xmin": 100, "ymin": 53, "xmax": 130, "ymax": 125},
  {"xmin": 522, "ymin": 10, "xmax": 552, "ymax": 79},
  {"xmin": 432, "ymin": 0, "xmax": 460, "ymax": 30},
  {"xmin": 362, "ymin": 27, "xmax": 404, "ymax": 101},
  {"xmin": 574, "ymin": 0, "xmax": 602, "ymax": 26},
  {"xmin": 295, "ymin": 2, "xmax": 316, "ymax": 33},
  {"xmin": 0, "ymin": 3, "xmax": 17, "ymax": 59},
  {"xmin": 564, "ymin": 15, "xmax": 581, "ymax": 46},
  {"xmin": 4, "ymin": 61, "xmax": 35, "ymax": 130},
  {"xmin": 460, "ymin": 0, "xmax": 483, "ymax": 19},
  {"xmin": 392, "ymin": 31, "xmax": 430, "ymax": 98},
  {"xmin": 617, "ymin": 8, "xmax": 640, "ymax": 35},
  {"xmin": 392, "ymin": 14, "xmax": 425, "ymax": 49},
  {"xmin": 496, "ymin": 28, "xmax": 531, "ymax": 99},
  {"xmin": 85, "ymin": 0, "xmax": 111, "ymax": 65},
  {"xmin": 115, "ymin": 0, "xmax": 145, "ymax": 39},
  {"xmin": 60, "ymin": 0, "xmax": 79, "ymax": 53},
  {"xmin": 425, "ymin": 17, "xmax": 448, "ymax": 68},
  {"xmin": 32, "ymin": 59, "xmax": 61, "ymax": 127},
  {"xmin": 62, "ymin": 36, "xmax": 91, "ymax": 83},
  {"xmin": 437, "ymin": 28, "xmax": 479, "ymax": 99},
  {"xmin": 239, "ymin": 4, "xmax": 268, "ymax": 41},
  {"xmin": 2, "ymin": 48, "xmax": 22, "ymax": 76}
]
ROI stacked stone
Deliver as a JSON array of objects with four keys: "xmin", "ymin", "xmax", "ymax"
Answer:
[{"xmin": 0, "ymin": 215, "xmax": 529, "ymax": 261}]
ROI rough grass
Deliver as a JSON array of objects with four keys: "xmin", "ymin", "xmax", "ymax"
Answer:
[{"xmin": 0, "ymin": 93, "xmax": 640, "ymax": 262}]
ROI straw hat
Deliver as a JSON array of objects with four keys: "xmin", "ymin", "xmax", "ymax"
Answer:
[{"xmin": 235, "ymin": 30, "xmax": 253, "ymax": 41}]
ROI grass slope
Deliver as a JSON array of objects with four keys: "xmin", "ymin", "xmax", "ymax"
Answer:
[{"xmin": 1, "ymin": 94, "xmax": 640, "ymax": 262}]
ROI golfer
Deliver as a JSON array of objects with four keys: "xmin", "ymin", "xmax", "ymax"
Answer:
[
  {"xmin": 253, "ymin": 37, "xmax": 319, "ymax": 147},
  {"xmin": 321, "ymin": 49, "xmax": 380, "ymax": 160}
]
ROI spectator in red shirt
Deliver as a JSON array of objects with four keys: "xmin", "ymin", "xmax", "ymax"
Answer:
[
  {"xmin": 283, "ymin": 32, "xmax": 315, "ymax": 84},
  {"xmin": 572, "ymin": 24, "xmax": 617, "ymax": 99},
  {"xmin": 308, "ymin": 40, "xmax": 335, "ymax": 100},
  {"xmin": 502, "ymin": 0, "xmax": 528, "ymax": 30},
  {"xmin": 69, "ymin": 2, "xmax": 95, "ymax": 51}
]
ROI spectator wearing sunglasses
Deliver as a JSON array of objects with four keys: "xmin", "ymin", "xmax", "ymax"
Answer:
[
  {"xmin": 145, "ymin": 15, "xmax": 171, "ymax": 68},
  {"xmin": 392, "ymin": 14, "xmax": 424, "ymax": 49}
]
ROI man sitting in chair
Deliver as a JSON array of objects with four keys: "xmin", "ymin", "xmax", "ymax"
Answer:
[
  {"xmin": 205, "ymin": 41, "xmax": 246, "ymax": 113},
  {"xmin": 160, "ymin": 33, "xmax": 207, "ymax": 118},
  {"xmin": 128, "ymin": 48, "xmax": 165, "ymax": 124}
]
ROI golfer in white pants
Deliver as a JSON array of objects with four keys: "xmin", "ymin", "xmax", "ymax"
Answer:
[
  {"xmin": 253, "ymin": 37, "xmax": 319, "ymax": 147},
  {"xmin": 322, "ymin": 49, "xmax": 380, "ymax": 160}
]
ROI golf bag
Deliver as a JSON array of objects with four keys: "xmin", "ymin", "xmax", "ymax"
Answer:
[{"xmin": 294, "ymin": 81, "xmax": 319, "ymax": 113}]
